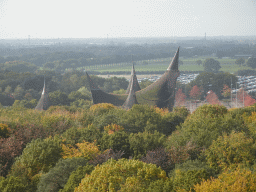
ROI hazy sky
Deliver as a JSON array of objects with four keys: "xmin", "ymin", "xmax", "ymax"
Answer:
[{"xmin": 0, "ymin": 0, "xmax": 256, "ymax": 39}]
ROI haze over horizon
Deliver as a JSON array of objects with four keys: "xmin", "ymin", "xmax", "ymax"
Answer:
[{"xmin": 0, "ymin": 0, "xmax": 256, "ymax": 39}]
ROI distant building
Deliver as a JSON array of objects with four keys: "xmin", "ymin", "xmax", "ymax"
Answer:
[
  {"xmin": 87, "ymin": 47, "xmax": 180, "ymax": 111},
  {"xmin": 35, "ymin": 79, "xmax": 50, "ymax": 110}
]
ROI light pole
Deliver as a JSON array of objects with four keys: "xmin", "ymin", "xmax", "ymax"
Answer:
[{"xmin": 236, "ymin": 82, "xmax": 238, "ymax": 108}]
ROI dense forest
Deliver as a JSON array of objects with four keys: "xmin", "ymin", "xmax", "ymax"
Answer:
[
  {"xmin": 1, "ymin": 102, "xmax": 256, "ymax": 191},
  {"xmin": 0, "ymin": 41, "xmax": 256, "ymax": 191}
]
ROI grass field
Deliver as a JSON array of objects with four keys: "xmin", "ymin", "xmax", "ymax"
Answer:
[{"xmin": 81, "ymin": 57, "xmax": 253, "ymax": 74}]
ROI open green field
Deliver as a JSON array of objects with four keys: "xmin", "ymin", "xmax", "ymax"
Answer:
[{"xmin": 81, "ymin": 57, "xmax": 253, "ymax": 74}]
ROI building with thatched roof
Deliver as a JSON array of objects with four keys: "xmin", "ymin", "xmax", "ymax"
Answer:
[
  {"xmin": 35, "ymin": 79, "xmax": 50, "ymax": 110},
  {"xmin": 87, "ymin": 47, "xmax": 180, "ymax": 111}
]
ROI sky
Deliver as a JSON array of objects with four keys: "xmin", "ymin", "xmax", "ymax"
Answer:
[{"xmin": 0, "ymin": 0, "xmax": 256, "ymax": 39}]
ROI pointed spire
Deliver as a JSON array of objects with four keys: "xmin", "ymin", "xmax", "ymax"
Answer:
[
  {"xmin": 35, "ymin": 77, "xmax": 50, "ymax": 110},
  {"xmin": 122, "ymin": 80, "xmax": 139, "ymax": 110},
  {"xmin": 42, "ymin": 77, "xmax": 45, "ymax": 95},
  {"xmin": 86, "ymin": 72, "xmax": 100, "ymax": 91},
  {"xmin": 125, "ymin": 63, "xmax": 141, "ymax": 94},
  {"xmin": 167, "ymin": 47, "xmax": 179, "ymax": 71}
]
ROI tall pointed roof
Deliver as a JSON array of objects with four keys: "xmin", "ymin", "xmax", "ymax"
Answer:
[
  {"xmin": 35, "ymin": 78, "xmax": 50, "ymax": 110},
  {"xmin": 86, "ymin": 47, "xmax": 180, "ymax": 111},
  {"xmin": 122, "ymin": 77, "xmax": 139, "ymax": 110},
  {"xmin": 167, "ymin": 47, "xmax": 179, "ymax": 71},
  {"xmin": 125, "ymin": 63, "xmax": 141, "ymax": 94},
  {"xmin": 86, "ymin": 72, "xmax": 100, "ymax": 91}
]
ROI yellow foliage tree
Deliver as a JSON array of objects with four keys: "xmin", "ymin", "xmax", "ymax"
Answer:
[
  {"xmin": 194, "ymin": 167, "xmax": 256, "ymax": 192},
  {"xmin": 89, "ymin": 103, "xmax": 116, "ymax": 115},
  {"xmin": 103, "ymin": 124, "xmax": 124, "ymax": 135},
  {"xmin": 62, "ymin": 141, "xmax": 100, "ymax": 160},
  {"xmin": 153, "ymin": 106, "xmax": 170, "ymax": 116},
  {"xmin": 205, "ymin": 131, "xmax": 256, "ymax": 172},
  {"xmin": 74, "ymin": 159, "xmax": 167, "ymax": 192},
  {"xmin": 0, "ymin": 123, "xmax": 11, "ymax": 138}
]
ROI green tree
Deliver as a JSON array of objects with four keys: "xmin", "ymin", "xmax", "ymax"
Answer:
[
  {"xmin": 203, "ymin": 58, "xmax": 221, "ymax": 73},
  {"xmin": 129, "ymin": 131, "xmax": 166, "ymax": 159},
  {"xmin": 77, "ymin": 87, "xmax": 91, "ymax": 99},
  {"xmin": 49, "ymin": 90, "xmax": 70, "ymax": 106},
  {"xmin": 121, "ymin": 104, "xmax": 164, "ymax": 133},
  {"xmin": 247, "ymin": 57, "xmax": 256, "ymax": 69},
  {"xmin": 37, "ymin": 158, "xmax": 93, "ymax": 192},
  {"xmin": 139, "ymin": 79, "xmax": 153, "ymax": 89},
  {"xmin": 205, "ymin": 131, "xmax": 256, "ymax": 173},
  {"xmin": 13, "ymin": 85, "xmax": 24, "ymax": 100},
  {"xmin": 68, "ymin": 91, "xmax": 90, "ymax": 102},
  {"xmin": 170, "ymin": 160, "xmax": 216, "ymax": 192},
  {"xmin": 112, "ymin": 88, "xmax": 126, "ymax": 94},
  {"xmin": 0, "ymin": 176, "xmax": 27, "ymax": 192},
  {"xmin": 235, "ymin": 58, "xmax": 245, "ymax": 66},
  {"xmin": 61, "ymin": 125, "xmax": 102, "ymax": 146},
  {"xmin": 60, "ymin": 165, "xmax": 94, "ymax": 192},
  {"xmin": 189, "ymin": 72, "xmax": 237, "ymax": 98},
  {"xmin": 196, "ymin": 60, "xmax": 202, "ymax": 65},
  {"xmin": 4, "ymin": 85, "xmax": 12, "ymax": 95},
  {"xmin": 9, "ymin": 137, "xmax": 63, "ymax": 189},
  {"xmin": 100, "ymin": 130, "xmax": 131, "ymax": 158},
  {"xmin": 166, "ymin": 104, "xmax": 247, "ymax": 148}
]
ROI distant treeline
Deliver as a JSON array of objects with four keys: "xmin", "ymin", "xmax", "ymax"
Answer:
[{"xmin": 0, "ymin": 43, "xmax": 255, "ymax": 73}]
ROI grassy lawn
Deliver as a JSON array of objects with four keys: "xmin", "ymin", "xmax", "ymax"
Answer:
[{"xmin": 82, "ymin": 57, "xmax": 253, "ymax": 74}]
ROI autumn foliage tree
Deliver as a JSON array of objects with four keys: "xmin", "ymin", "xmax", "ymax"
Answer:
[
  {"xmin": 205, "ymin": 90, "xmax": 221, "ymax": 105},
  {"xmin": 237, "ymin": 88, "xmax": 256, "ymax": 107},
  {"xmin": 189, "ymin": 85, "xmax": 202, "ymax": 100},
  {"xmin": 222, "ymin": 84, "xmax": 231, "ymax": 98},
  {"xmin": 175, "ymin": 89, "xmax": 186, "ymax": 107}
]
